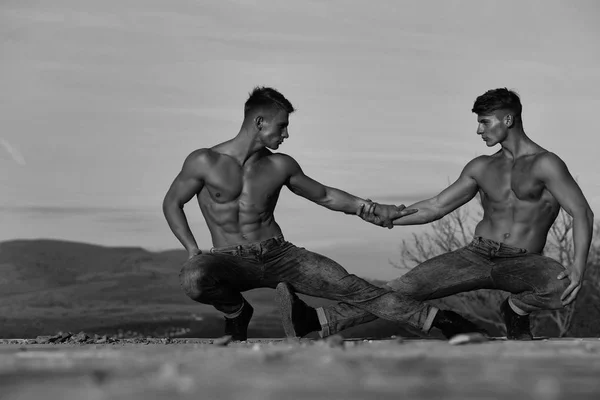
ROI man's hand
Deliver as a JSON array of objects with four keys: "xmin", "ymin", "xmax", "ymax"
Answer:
[
  {"xmin": 557, "ymin": 267, "xmax": 584, "ymax": 306},
  {"xmin": 357, "ymin": 200, "xmax": 418, "ymax": 229},
  {"xmin": 188, "ymin": 248, "xmax": 203, "ymax": 260}
]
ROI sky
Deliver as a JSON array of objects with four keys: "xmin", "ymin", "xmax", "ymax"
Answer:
[{"xmin": 1, "ymin": 0, "xmax": 599, "ymax": 280}]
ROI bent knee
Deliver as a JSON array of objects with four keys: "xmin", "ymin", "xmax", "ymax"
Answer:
[
  {"xmin": 535, "ymin": 270, "xmax": 570, "ymax": 308},
  {"xmin": 541, "ymin": 259, "xmax": 569, "ymax": 290},
  {"xmin": 179, "ymin": 267, "xmax": 206, "ymax": 301},
  {"xmin": 542, "ymin": 276, "xmax": 569, "ymax": 298},
  {"xmin": 179, "ymin": 256, "xmax": 216, "ymax": 301}
]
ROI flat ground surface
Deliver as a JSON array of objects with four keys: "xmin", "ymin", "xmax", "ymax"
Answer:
[{"xmin": 2, "ymin": 338, "xmax": 600, "ymax": 400}]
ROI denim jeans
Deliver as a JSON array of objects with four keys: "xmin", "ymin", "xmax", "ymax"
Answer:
[
  {"xmin": 179, "ymin": 235, "xmax": 438, "ymax": 336},
  {"xmin": 320, "ymin": 236, "xmax": 570, "ymax": 333}
]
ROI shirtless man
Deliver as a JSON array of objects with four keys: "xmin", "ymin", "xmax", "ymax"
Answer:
[
  {"xmin": 288, "ymin": 88, "xmax": 594, "ymax": 340},
  {"xmin": 162, "ymin": 86, "xmax": 485, "ymax": 341}
]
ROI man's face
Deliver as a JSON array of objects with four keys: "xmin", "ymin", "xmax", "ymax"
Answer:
[
  {"xmin": 476, "ymin": 111, "xmax": 509, "ymax": 147},
  {"xmin": 257, "ymin": 109, "xmax": 290, "ymax": 150}
]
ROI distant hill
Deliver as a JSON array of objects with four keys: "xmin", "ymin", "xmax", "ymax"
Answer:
[{"xmin": 0, "ymin": 239, "xmax": 421, "ymax": 339}]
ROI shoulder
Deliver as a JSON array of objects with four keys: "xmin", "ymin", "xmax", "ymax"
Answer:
[
  {"xmin": 462, "ymin": 154, "xmax": 496, "ymax": 176},
  {"xmin": 181, "ymin": 148, "xmax": 219, "ymax": 174},
  {"xmin": 532, "ymin": 151, "xmax": 570, "ymax": 177},
  {"xmin": 266, "ymin": 151, "xmax": 302, "ymax": 172},
  {"xmin": 534, "ymin": 151, "xmax": 565, "ymax": 165},
  {"xmin": 184, "ymin": 148, "xmax": 214, "ymax": 164}
]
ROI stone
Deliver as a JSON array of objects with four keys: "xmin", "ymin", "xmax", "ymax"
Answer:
[{"xmin": 449, "ymin": 333, "xmax": 489, "ymax": 345}]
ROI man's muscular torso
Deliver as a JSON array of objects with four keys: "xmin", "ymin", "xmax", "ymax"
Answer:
[
  {"xmin": 472, "ymin": 149, "xmax": 561, "ymax": 253},
  {"xmin": 198, "ymin": 146, "xmax": 293, "ymax": 247}
]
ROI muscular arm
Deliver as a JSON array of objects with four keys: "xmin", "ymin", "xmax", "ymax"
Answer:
[
  {"xmin": 162, "ymin": 150, "xmax": 207, "ymax": 257},
  {"xmin": 391, "ymin": 159, "xmax": 481, "ymax": 225},
  {"xmin": 538, "ymin": 153, "xmax": 594, "ymax": 305},
  {"xmin": 285, "ymin": 157, "xmax": 365, "ymax": 214},
  {"xmin": 283, "ymin": 156, "xmax": 417, "ymax": 227}
]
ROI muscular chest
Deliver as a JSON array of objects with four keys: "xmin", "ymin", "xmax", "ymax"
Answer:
[
  {"xmin": 201, "ymin": 158, "xmax": 285, "ymax": 204},
  {"xmin": 480, "ymin": 158, "xmax": 547, "ymax": 202}
]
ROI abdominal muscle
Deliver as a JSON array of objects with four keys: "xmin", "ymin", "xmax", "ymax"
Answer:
[
  {"xmin": 474, "ymin": 198, "xmax": 560, "ymax": 254},
  {"xmin": 199, "ymin": 198, "xmax": 283, "ymax": 248}
]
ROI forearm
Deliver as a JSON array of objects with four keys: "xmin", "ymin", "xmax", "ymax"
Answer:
[
  {"xmin": 162, "ymin": 203, "xmax": 200, "ymax": 253},
  {"xmin": 392, "ymin": 199, "xmax": 440, "ymax": 225},
  {"xmin": 316, "ymin": 186, "xmax": 366, "ymax": 215},
  {"xmin": 572, "ymin": 209, "xmax": 595, "ymax": 271}
]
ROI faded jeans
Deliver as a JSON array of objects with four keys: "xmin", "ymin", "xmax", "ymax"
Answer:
[
  {"xmin": 179, "ymin": 235, "xmax": 438, "ymax": 336},
  {"xmin": 321, "ymin": 236, "xmax": 570, "ymax": 333}
]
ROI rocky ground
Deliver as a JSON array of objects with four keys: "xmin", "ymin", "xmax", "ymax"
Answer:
[{"xmin": 2, "ymin": 335, "xmax": 600, "ymax": 400}]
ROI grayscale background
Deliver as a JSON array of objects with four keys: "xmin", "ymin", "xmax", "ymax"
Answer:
[{"xmin": 1, "ymin": 0, "xmax": 598, "ymax": 280}]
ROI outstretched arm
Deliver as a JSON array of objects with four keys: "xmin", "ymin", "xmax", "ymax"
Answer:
[
  {"xmin": 538, "ymin": 153, "xmax": 594, "ymax": 306},
  {"xmin": 162, "ymin": 150, "xmax": 207, "ymax": 259},
  {"xmin": 361, "ymin": 158, "xmax": 481, "ymax": 226},
  {"xmin": 284, "ymin": 156, "xmax": 414, "ymax": 226}
]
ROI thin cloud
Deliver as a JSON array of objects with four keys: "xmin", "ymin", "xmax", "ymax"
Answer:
[{"xmin": 0, "ymin": 138, "xmax": 26, "ymax": 165}]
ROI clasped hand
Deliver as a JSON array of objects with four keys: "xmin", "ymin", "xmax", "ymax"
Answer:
[{"xmin": 357, "ymin": 200, "xmax": 418, "ymax": 229}]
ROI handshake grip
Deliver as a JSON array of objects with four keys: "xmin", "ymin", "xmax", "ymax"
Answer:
[{"xmin": 356, "ymin": 200, "xmax": 417, "ymax": 229}]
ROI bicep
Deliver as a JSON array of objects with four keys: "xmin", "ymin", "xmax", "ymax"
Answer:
[
  {"xmin": 165, "ymin": 173, "xmax": 203, "ymax": 207},
  {"xmin": 164, "ymin": 154, "xmax": 206, "ymax": 207},
  {"xmin": 286, "ymin": 162, "xmax": 327, "ymax": 201},
  {"xmin": 434, "ymin": 168, "xmax": 479, "ymax": 215}
]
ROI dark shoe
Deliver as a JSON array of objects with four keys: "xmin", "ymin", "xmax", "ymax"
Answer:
[
  {"xmin": 276, "ymin": 282, "xmax": 321, "ymax": 338},
  {"xmin": 500, "ymin": 298, "xmax": 533, "ymax": 340},
  {"xmin": 224, "ymin": 301, "xmax": 254, "ymax": 341},
  {"xmin": 433, "ymin": 310, "xmax": 489, "ymax": 339}
]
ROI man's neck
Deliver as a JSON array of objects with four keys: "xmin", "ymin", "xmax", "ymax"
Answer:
[
  {"xmin": 224, "ymin": 128, "xmax": 264, "ymax": 165},
  {"xmin": 499, "ymin": 129, "xmax": 538, "ymax": 160}
]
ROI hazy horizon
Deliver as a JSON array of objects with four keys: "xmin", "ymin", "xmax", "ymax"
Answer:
[{"xmin": 0, "ymin": 197, "xmax": 445, "ymax": 280}]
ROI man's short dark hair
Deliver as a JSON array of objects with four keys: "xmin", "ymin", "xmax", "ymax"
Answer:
[
  {"xmin": 244, "ymin": 86, "xmax": 295, "ymax": 117},
  {"xmin": 472, "ymin": 88, "xmax": 522, "ymax": 117}
]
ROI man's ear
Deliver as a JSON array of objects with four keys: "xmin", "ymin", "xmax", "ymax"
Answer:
[
  {"xmin": 504, "ymin": 114, "xmax": 514, "ymax": 128},
  {"xmin": 255, "ymin": 115, "xmax": 263, "ymax": 130}
]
